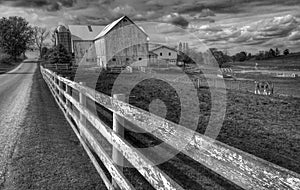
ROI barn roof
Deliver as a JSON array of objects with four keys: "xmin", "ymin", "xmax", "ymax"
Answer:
[
  {"xmin": 69, "ymin": 25, "xmax": 106, "ymax": 41},
  {"xmin": 151, "ymin": 45, "xmax": 178, "ymax": 53},
  {"xmin": 94, "ymin": 16, "xmax": 148, "ymax": 40}
]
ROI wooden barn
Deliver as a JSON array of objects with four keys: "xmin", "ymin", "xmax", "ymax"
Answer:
[
  {"xmin": 94, "ymin": 16, "xmax": 150, "ymax": 69},
  {"xmin": 68, "ymin": 25, "xmax": 105, "ymax": 65}
]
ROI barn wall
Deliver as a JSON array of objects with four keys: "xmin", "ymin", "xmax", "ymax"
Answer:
[
  {"xmin": 104, "ymin": 18, "xmax": 149, "ymax": 67},
  {"xmin": 95, "ymin": 38, "xmax": 107, "ymax": 68},
  {"xmin": 73, "ymin": 40, "xmax": 96, "ymax": 65}
]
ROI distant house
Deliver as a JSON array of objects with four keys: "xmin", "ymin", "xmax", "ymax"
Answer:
[
  {"xmin": 151, "ymin": 45, "xmax": 178, "ymax": 64},
  {"xmin": 94, "ymin": 16, "xmax": 149, "ymax": 69}
]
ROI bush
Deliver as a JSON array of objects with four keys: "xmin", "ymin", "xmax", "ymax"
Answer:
[
  {"xmin": 47, "ymin": 44, "xmax": 72, "ymax": 65},
  {"xmin": 0, "ymin": 53, "xmax": 12, "ymax": 64}
]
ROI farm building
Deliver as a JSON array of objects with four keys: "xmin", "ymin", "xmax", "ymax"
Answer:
[
  {"xmin": 151, "ymin": 45, "xmax": 178, "ymax": 64},
  {"xmin": 54, "ymin": 25, "xmax": 72, "ymax": 53},
  {"xmin": 68, "ymin": 25, "xmax": 105, "ymax": 65},
  {"xmin": 94, "ymin": 16, "xmax": 149, "ymax": 69},
  {"xmin": 55, "ymin": 16, "xmax": 150, "ymax": 68},
  {"xmin": 148, "ymin": 51, "xmax": 158, "ymax": 65}
]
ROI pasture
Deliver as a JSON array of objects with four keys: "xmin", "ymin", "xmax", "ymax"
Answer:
[
  {"xmin": 46, "ymin": 64, "xmax": 299, "ymax": 189},
  {"xmin": 225, "ymin": 55, "xmax": 300, "ymax": 97},
  {"xmin": 70, "ymin": 69, "xmax": 300, "ymax": 176}
]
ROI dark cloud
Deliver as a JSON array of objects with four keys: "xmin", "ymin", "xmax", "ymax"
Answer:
[
  {"xmin": 170, "ymin": 15, "xmax": 189, "ymax": 28},
  {"xmin": 175, "ymin": 1, "xmax": 241, "ymax": 14},
  {"xmin": 160, "ymin": 13, "xmax": 189, "ymax": 28},
  {"xmin": 47, "ymin": 2, "xmax": 60, "ymax": 11},
  {"xmin": 7, "ymin": 0, "xmax": 75, "ymax": 10},
  {"xmin": 13, "ymin": 0, "xmax": 50, "ymax": 7},
  {"xmin": 59, "ymin": 0, "xmax": 75, "ymax": 7},
  {"xmin": 176, "ymin": 0, "xmax": 300, "ymax": 15},
  {"xmin": 145, "ymin": 0, "xmax": 182, "ymax": 11}
]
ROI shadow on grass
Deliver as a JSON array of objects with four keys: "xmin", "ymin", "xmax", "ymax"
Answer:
[{"xmin": 4, "ymin": 72, "xmax": 34, "ymax": 75}]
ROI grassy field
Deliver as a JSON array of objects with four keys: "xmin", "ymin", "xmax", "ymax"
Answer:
[
  {"xmin": 228, "ymin": 54, "xmax": 300, "ymax": 71},
  {"xmin": 89, "ymin": 71, "xmax": 300, "ymax": 171},
  {"xmin": 55, "ymin": 66, "xmax": 300, "ymax": 188},
  {"xmin": 222, "ymin": 55, "xmax": 300, "ymax": 97}
]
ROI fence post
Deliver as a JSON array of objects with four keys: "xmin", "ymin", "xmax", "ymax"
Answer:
[
  {"xmin": 112, "ymin": 94, "xmax": 125, "ymax": 190},
  {"xmin": 66, "ymin": 84, "xmax": 71, "ymax": 116},
  {"xmin": 197, "ymin": 78, "xmax": 200, "ymax": 88},
  {"xmin": 58, "ymin": 75, "xmax": 63, "ymax": 99},
  {"xmin": 79, "ymin": 82, "xmax": 87, "ymax": 135},
  {"xmin": 53, "ymin": 73, "xmax": 58, "ymax": 95}
]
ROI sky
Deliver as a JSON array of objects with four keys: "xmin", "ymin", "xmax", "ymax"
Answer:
[{"xmin": 0, "ymin": 0, "xmax": 300, "ymax": 55}]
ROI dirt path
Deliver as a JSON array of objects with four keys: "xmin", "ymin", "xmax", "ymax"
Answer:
[{"xmin": 2, "ymin": 66, "xmax": 105, "ymax": 190}]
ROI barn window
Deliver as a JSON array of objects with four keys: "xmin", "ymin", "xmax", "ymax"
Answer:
[
  {"xmin": 169, "ymin": 52, "xmax": 171, "ymax": 56},
  {"xmin": 112, "ymin": 58, "xmax": 116, "ymax": 62},
  {"xmin": 160, "ymin": 53, "xmax": 162, "ymax": 56},
  {"xmin": 139, "ymin": 58, "xmax": 142, "ymax": 61},
  {"xmin": 126, "ymin": 58, "xmax": 130, "ymax": 61}
]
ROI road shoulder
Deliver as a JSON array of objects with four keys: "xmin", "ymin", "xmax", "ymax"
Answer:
[{"xmin": 3, "ymin": 66, "xmax": 105, "ymax": 190}]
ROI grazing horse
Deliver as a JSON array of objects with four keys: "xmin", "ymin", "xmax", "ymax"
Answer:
[{"xmin": 255, "ymin": 81, "xmax": 274, "ymax": 95}]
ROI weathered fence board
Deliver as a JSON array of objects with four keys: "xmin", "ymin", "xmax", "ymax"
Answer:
[
  {"xmin": 69, "ymin": 78, "xmax": 300, "ymax": 189},
  {"xmin": 43, "ymin": 69, "xmax": 135, "ymax": 190},
  {"xmin": 40, "ymin": 66, "xmax": 300, "ymax": 190},
  {"xmin": 42, "ymin": 67, "xmax": 184, "ymax": 190},
  {"xmin": 44, "ymin": 75, "xmax": 114, "ymax": 190}
]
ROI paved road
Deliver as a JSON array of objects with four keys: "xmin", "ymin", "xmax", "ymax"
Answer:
[
  {"xmin": 0, "ymin": 58, "xmax": 104, "ymax": 190},
  {"xmin": 0, "ymin": 58, "xmax": 36, "ymax": 186}
]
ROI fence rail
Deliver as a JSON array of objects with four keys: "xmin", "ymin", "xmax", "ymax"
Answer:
[{"xmin": 40, "ymin": 65, "xmax": 300, "ymax": 190}]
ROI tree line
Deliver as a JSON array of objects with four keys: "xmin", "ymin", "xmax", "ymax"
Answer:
[
  {"xmin": 177, "ymin": 46, "xmax": 293, "ymax": 68},
  {"xmin": 0, "ymin": 16, "xmax": 71, "ymax": 65},
  {"xmin": 208, "ymin": 47, "xmax": 292, "ymax": 67}
]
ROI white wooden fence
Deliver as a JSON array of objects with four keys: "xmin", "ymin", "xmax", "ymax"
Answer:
[{"xmin": 40, "ymin": 65, "xmax": 300, "ymax": 190}]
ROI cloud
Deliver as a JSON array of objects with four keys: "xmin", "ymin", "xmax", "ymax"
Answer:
[
  {"xmin": 7, "ymin": 0, "xmax": 75, "ymax": 10},
  {"xmin": 160, "ymin": 13, "xmax": 189, "ymax": 28},
  {"xmin": 47, "ymin": 2, "xmax": 60, "ymax": 11},
  {"xmin": 1, "ymin": 0, "xmax": 300, "ymax": 53},
  {"xmin": 288, "ymin": 31, "xmax": 300, "ymax": 41},
  {"xmin": 199, "ymin": 8, "xmax": 215, "ymax": 17},
  {"xmin": 189, "ymin": 14, "xmax": 300, "ymax": 53},
  {"xmin": 110, "ymin": 4, "xmax": 137, "ymax": 18}
]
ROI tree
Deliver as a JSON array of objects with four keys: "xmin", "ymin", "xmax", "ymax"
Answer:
[
  {"xmin": 33, "ymin": 26, "xmax": 50, "ymax": 58},
  {"xmin": 269, "ymin": 48, "xmax": 276, "ymax": 58},
  {"xmin": 0, "ymin": 16, "xmax": 34, "ymax": 60},
  {"xmin": 209, "ymin": 48, "xmax": 226, "ymax": 67},
  {"xmin": 275, "ymin": 48, "xmax": 280, "ymax": 57},
  {"xmin": 284, "ymin": 49, "xmax": 290, "ymax": 56},
  {"xmin": 41, "ymin": 47, "xmax": 49, "ymax": 59},
  {"xmin": 247, "ymin": 53, "xmax": 252, "ymax": 60},
  {"xmin": 47, "ymin": 44, "xmax": 72, "ymax": 65},
  {"xmin": 235, "ymin": 51, "xmax": 247, "ymax": 62}
]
